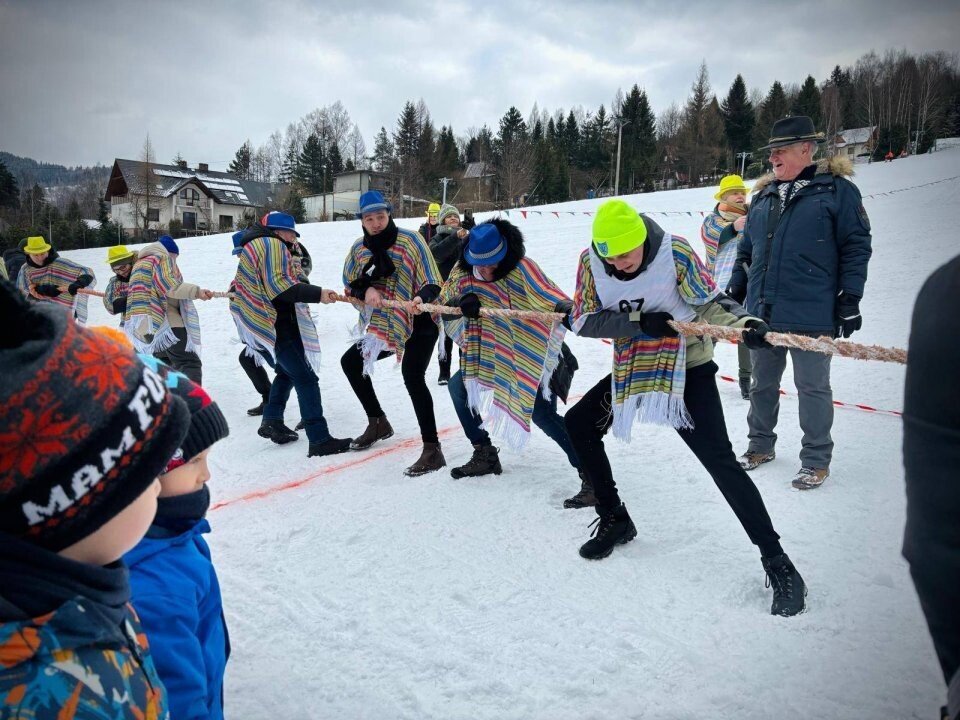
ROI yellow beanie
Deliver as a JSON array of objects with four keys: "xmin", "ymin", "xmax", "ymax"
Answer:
[
  {"xmin": 592, "ymin": 200, "xmax": 647, "ymax": 258},
  {"xmin": 107, "ymin": 245, "xmax": 136, "ymax": 267},
  {"xmin": 714, "ymin": 175, "xmax": 749, "ymax": 201}
]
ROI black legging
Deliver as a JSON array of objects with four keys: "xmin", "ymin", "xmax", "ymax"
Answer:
[
  {"xmin": 154, "ymin": 327, "xmax": 202, "ymax": 385},
  {"xmin": 564, "ymin": 361, "xmax": 784, "ymax": 558},
  {"xmin": 438, "ymin": 335, "xmax": 454, "ymax": 376},
  {"xmin": 238, "ymin": 349, "xmax": 272, "ymax": 399},
  {"xmin": 340, "ymin": 313, "xmax": 440, "ymax": 443}
]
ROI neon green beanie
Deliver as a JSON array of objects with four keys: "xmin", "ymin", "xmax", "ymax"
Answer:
[{"xmin": 591, "ymin": 200, "xmax": 647, "ymax": 257}]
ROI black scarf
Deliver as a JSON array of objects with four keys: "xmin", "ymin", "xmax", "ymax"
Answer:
[
  {"xmin": 360, "ymin": 219, "xmax": 399, "ymax": 281},
  {"xmin": 147, "ymin": 486, "xmax": 211, "ymax": 538},
  {"xmin": 0, "ymin": 531, "xmax": 130, "ymax": 622},
  {"xmin": 25, "ymin": 249, "xmax": 59, "ymax": 269}
]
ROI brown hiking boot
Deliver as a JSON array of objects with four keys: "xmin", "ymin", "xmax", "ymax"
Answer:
[
  {"xmin": 791, "ymin": 466, "xmax": 830, "ymax": 490},
  {"xmin": 404, "ymin": 442, "xmax": 446, "ymax": 477},
  {"xmin": 563, "ymin": 471, "xmax": 597, "ymax": 509},
  {"xmin": 738, "ymin": 450, "xmax": 776, "ymax": 471},
  {"xmin": 349, "ymin": 415, "xmax": 394, "ymax": 451}
]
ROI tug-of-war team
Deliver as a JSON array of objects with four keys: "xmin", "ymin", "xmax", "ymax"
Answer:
[{"xmin": 4, "ymin": 116, "xmax": 890, "ymax": 718}]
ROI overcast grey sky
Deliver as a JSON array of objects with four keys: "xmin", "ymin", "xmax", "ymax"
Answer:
[{"xmin": 1, "ymin": 0, "xmax": 957, "ymax": 169}]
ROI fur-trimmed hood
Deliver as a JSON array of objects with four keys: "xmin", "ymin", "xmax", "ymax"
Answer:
[
  {"xmin": 752, "ymin": 155, "xmax": 854, "ymax": 195},
  {"xmin": 457, "ymin": 218, "xmax": 525, "ymax": 281}
]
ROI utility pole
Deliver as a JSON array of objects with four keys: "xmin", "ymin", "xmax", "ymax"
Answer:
[
  {"xmin": 440, "ymin": 177, "xmax": 452, "ymax": 205},
  {"xmin": 614, "ymin": 120, "xmax": 631, "ymax": 196},
  {"xmin": 322, "ymin": 164, "xmax": 327, "ymax": 221},
  {"xmin": 736, "ymin": 151, "xmax": 752, "ymax": 177}
]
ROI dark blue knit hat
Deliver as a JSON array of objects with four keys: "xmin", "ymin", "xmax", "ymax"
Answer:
[
  {"xmin": 159, "ymin": 235, "xmax": 179, "ymax": 255},
  {"xmin": 357, "ymin": 190, "xmax": 392, "ymax": 218},
  {"xmin": 261, "ymin": 211, "xmax": 300, "ymax": 237},
  {"xmin": 464, "ymin": 223, "xmax": 506, "ymax": 266}
]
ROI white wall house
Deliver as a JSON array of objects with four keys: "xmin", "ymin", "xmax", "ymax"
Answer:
[
  {"xmin": 303, "ymin": 170, "xmax": 397, "ymax": 221},
  {"xmin": 104, "ymin": 159, "xmax": 281, "ymax": 237},
  {"xmin": 830, "ymin": 127, "xmax": 878, "ymax": 159}
]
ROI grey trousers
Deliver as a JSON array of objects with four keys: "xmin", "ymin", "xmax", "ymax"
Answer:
[
  {"xmin": 747, "ymin": 346, "xmax": 834, "ymax": 468},
  {"xmin": 738, "ymin": 342, "xmax": 752, "ymax": 381}
]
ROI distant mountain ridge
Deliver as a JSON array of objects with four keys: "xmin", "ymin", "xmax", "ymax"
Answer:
[{"xmin": 0, "ymin": 150, "xmax": 111, "ymax": 189}]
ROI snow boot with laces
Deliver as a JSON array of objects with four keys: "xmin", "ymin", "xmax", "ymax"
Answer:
[
  {"xmin": 450, "ymin": 444, "xmax": 502, "ymax": 479},
  {"xmin": 563, "ymin": 470, "xmax": 597, "ymax": 509},
  {"xmin": 579, "ymin": 503, "xmax": 637, "ymax": 560},
  {"xmin": 404, "ymin": 442, "xmax": 446, "ymax": 477},
  {"xmin": 738, "ymin": 450, "xmax": 775, "ymax": 470},
  {"xmin": 349, "ymin": 415, "xmax": 394, "ymax": 451},
  {"xmin": 258, "ymin": 419, "xmax": 298, "ymax": 444},
  {"xmin": 762, "ymin": 553, "xmax": 807, "ymax": 617}
]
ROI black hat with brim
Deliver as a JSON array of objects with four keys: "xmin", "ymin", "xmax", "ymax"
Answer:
[{"xmin": 759, "ymin": 116, "xmax": 826, "ymax": 151}]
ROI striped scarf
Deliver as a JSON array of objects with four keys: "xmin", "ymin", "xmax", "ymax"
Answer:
[
  {"xmin": 126, "ymin": 249, "xmax": 201, "ymax": 355},
  {"xmin": 572, "ymin": 235, "xmax": 718, "ymax": 440},
  {"xmin": 700, "ymin": 203, "xmax": 745, "ymax": 289},
  {"xmin": 102, "ymin": 275, "xmax": 130, "ymax": 326},
  {"xmin": 343, "ymin": 228, "xmax": 442, "ymax": 375},
  {"xmin": 229, "ymin": 236, "xmax": 322, "ymax": 371},
  {"xmin": 440, "ymin": 258, "xmax": 568, "ymax": 449},
  {"xmin": 16, "ymin": 255, "xmax": 96, "ymax": 324}
]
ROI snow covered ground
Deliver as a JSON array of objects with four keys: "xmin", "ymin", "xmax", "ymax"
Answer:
[{"xmin": 66, "ymin": 149, "xmax": 959, "ymax": 719}]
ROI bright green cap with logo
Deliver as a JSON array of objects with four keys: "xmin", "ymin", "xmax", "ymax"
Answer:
[{"xmin": 591, "ymin": 200, "xmax": 647, "ymax": 258}]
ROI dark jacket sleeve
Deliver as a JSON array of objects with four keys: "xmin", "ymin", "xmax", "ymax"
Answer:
[
  {"xmin": 834, "ymin": 179, "xmax": 872, "ymax": 298},
  {"xmin": 429, "ymin": 232, "xmax": 462, "ymax": 267},
  {"xmin": 273, "ymin": 283, "xmax": 324, "ymax": 304},
  {"xmin": 730, "ymin": 215, "xmax": 754, "ymax": 290},
  {"xmin": 902, "ymin": 255, "xmax": 960, "ymax": 690},
  {"xmin": 575, "ymin": 309, "xmax": 637, "ymax": 339}
]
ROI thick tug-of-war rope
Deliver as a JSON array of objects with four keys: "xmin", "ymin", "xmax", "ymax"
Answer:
[
  {"xmin": 331, "ymin": 293, "xmax": 906, "ymax": 365},
  {"xmin": 73, "ymin": 288, "xmax": 233, "ymax": 299}
]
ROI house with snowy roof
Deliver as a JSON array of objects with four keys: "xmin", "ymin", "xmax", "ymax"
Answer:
[
  {"xmin": 104, "ymin": 159, "xmax": 281, "ymax": 237},
  {"xmin": 830, "ymin": 126, "xmax": 878, "ymax": 159}
]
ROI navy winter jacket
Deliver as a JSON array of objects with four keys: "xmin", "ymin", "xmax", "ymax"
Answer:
[
  {"xmin": 731, "ymin": 157, "xmax": 872, "ymax": 333},
  {"xmin": 125, "ymin": 516, "xmax": 229, "ymax": 720}
]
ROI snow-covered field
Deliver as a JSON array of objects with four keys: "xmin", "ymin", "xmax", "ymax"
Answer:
[{"xmin": 66, "ymin": 150, "xmax": 959, "ymax": 719}]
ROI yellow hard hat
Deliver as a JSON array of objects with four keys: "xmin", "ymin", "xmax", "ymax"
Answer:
[
  {"xmin": 107, "ymin": 245, "xmax": 136, "ymax": 267},
  {"xmin": 24, "ymin": 236, "xmax": 53, "ymax": 254},
  {"xmin": 592, "ymin": 200, "xmax": 647, "ymax": 258},
  {"xmin": 714, "ymin": 175, "xmax": 749, "ymax": 201},
  {"xmin": 427, "ymin": 202, "xmax": 441, "ymax": 216}
]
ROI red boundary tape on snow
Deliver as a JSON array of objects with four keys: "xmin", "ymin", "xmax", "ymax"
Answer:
[{"xmin": 717, "ymin": 374, "xmax": 902, "ymax": 417}]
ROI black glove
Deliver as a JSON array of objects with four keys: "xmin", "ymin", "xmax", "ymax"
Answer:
[
  {"xmin": 555, "ymin": 299, "xmax": 574, "ymax": 331},
  {"xmin": 34, "ymin": 284, "xmax": 61, "ymax": 297},
  {"xmin": 348, "ymin": 275, "xmax": 371, "ymax": 300},
  {"xmin": 459, "ymin": 292, "xmax": 481, "ymax": 320},
  {"xmin": 633, "ymin": 311, "xmax": 678, "ymax": 338},
  {"xmin": 112, "ymin": 296, "xmax": 127, "ymax": 315},
  {"xmin": 742, "ymin": 319, "xmax": 772, "ymax": 349},
  {"xmin": 726, "ymin": 283, "xmax": 747, "ymax": 305},
  {"xmin": 835, "ymin": 293, "xmax": 862, "ymax": 339}
]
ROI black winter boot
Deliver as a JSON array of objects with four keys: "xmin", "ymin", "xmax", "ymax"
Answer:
[
  {"xmin": 308, "ymin": 437, "xmax": 352, "ymax": 457},
  {"xmin": 563, "ymin": 471, "xmax": 597, "ymax": 509},
  {"xmin": 350, "ymin": 415, "xmax": 394, "ymax": 451},
  {"xmin": 295, "ymin": 419, "xmax": 305, "ymax": 431},
  {"xmin": 247, "ymin": 397, "xmax": 268, "ymax": 416},
  {"xmin": 258, "ymin": 419, "xmax": 299, "ymax": 445},
  {"xmin": 739, "ymin": 377, "xmax": 751, "ymax": 400},
  {"xmin": 404, "ymin": 442, "xmax": 446, "ymax": 476},
  {"xmin": 762, "ymin": 553, "xmax": 807, "ymax": 617},
  {"xmin": 450, "ymin": 444, "xmax": 502, "ymax": 479},
  {"xmin": 579, "ymin": 504, "xmax": 637, "ymax": 560}
]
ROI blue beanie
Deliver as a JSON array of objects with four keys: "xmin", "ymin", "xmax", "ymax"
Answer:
[
  {"xmin": 158, "ymin": 235, "xmax": 179, "ymax": 255},
  {"xmin": 261, "ymin": 211, "xmax": 300, "ymax": 237},
  {"xmin": 231, "ymin": 231, "xmax": 244, "ymax": 256},
  {"xmin": 356, "ymin": 190, "xmax": 392, "ymax": 218},
  {"xmin": 464, "ymin": 223, "xmax": 507, "ymax": 266}
]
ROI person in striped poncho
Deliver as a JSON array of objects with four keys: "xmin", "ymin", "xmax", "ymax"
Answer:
[
  {"xmin": 437, "ymin": 219, "xmax": 584, "ymax": 493},
  {"xmin": 102, "ymin": 245, "xmax": 135, "ymax": 327},
  {"xmin": 341, "ymin": 190, "xmax": 445, "ymax": 477},
  {"xmin": 701, "ymin": 175, "xmax": 751, "ymax": 399},
  {"xmin": 565, "ymin": 200, "xmax": 806, "ymax": 617},
  {"xmin": 231, "ymin": 213, "xmax": 351, "ymax": 458},
  {"xmin": 16, "ymin": 236, "xmax": 95, "ymax": 323}
]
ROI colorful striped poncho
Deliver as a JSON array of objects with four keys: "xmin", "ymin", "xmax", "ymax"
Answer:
[
  {"xmin": 16, "ymin": 254, "xmax": 96, "ymax": 324},
  {"xmin": 700, "ymin": 204, "xmax": 745, "ymax": 289},
  {"xmin": 571, "ymin": 234, "xmax": 718, "ymax": 440},
  {"xmin": 102, "ymin": 275, "xmax": 130, "ymax": 326},
  {"xmin": 230, "ymin": 235, "xmax": 322, "ymax": 371},
  {"xmin": 439, "ymin": 258, "xmax": 568, "ymax": 449},
  {"xmin": 343, "ymin": 227, "xmax": 442, "ymax": 375},
  {"xmin": 126, "ymin": 246, "xmax": 201, "ymax": 355}
]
